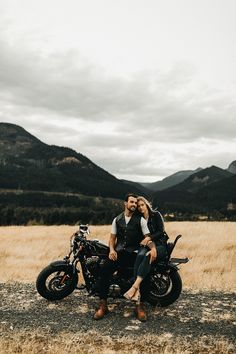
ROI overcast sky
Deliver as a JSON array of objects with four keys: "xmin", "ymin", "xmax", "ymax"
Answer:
[{"xmin": 0, "ymin": 0, "xmax": 235, "ymax": 182}]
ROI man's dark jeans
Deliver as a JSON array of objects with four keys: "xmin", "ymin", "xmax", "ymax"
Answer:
[{"xmin": 98, "ymin": 250, "xmax": 137, "ymax": 300}]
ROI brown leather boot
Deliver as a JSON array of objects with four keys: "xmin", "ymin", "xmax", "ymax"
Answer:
[
  {"xmin": 93, "ymin": 300, "xmax": 109, "ymax": 320},
  {"xmin": 135, "ymin": 302, "xmax": 147, "ymax": 322}
]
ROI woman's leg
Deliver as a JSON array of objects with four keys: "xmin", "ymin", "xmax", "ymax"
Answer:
[
  {"xmin": 130, "ymin": 253, "xmax": 152, "ymax": 297},
  {"xmin": 134, "ymin": 253, "xmax": 152, "ymax": 285},
  {"xmin": 124, "ymin": 247, "xmax": 152, "ymax": 301},
  {"xmin": 133, "ymin": 246, "xmax": 147, "ymax": 278}
]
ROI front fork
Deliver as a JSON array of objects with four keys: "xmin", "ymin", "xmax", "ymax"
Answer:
[{"xmin": 53, "ymin": 253, "xmax": 80, "ymax": 286}]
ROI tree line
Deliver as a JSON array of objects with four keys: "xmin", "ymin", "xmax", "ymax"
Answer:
[{"xmin": 0, "ymin": 190, "xmax": 123, "ymax": 225}]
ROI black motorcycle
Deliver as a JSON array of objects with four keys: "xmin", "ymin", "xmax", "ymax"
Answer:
[{"xmin": 36, "ymin": 225, "xmax": 189, "ymax": 307}]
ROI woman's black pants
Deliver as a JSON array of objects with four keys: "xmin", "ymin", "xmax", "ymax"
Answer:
[
  {"xmin": 133, "ymin": 246, "xmax": 152, "ymax": 279},
  {"xmin": 133, "ymin": 244, "xmax": 168, "ymax": 301}
]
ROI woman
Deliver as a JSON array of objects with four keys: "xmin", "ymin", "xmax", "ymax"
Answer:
[{"xmin": 124, "ymin": 196, "xmax": 169, "ymax": 301}]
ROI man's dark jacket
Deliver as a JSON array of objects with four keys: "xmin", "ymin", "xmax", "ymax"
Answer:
[{"xmin": 115, "ymin": 212, "xmax": 144, "ymax": 252}]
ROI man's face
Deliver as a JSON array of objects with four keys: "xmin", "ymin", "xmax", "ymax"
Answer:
[{"xmin": 125, "ymin": 196, "xmax": 137, "ymax": 212}]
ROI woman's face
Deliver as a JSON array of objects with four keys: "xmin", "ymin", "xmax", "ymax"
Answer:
[{"xmin": 137, "ymin": 200, "xmax": 148, "ymax": 215}]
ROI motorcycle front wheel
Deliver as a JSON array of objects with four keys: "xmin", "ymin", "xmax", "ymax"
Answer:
[
  {"xmin": 36, "ymin": 263, "xmax": 78, "ymax": 301},
  {"xmin": 146, "ymin": 270, "xmax": 182, "ymax": 307}
]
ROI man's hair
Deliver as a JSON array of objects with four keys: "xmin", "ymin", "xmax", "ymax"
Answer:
[{"xmin": 124, "ymin": 193, "xmax": 138, "ymax": 202}]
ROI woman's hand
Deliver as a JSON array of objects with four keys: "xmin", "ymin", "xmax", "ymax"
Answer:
[
  {"xmin": 140, "ymin": 236, "xmax": 151, "ymax": 246},
  {"xmin": 146, "ymin": 247, "xmax": 157, "ymax": 264},
  {"xmin": 109, "ymin": 249, "xmax": 117, "ymax": 261}
]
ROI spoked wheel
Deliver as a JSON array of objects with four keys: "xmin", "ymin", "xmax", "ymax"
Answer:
[
  {"xmin": 36, "ymin": 264, "xmax": 78, "ymax": 300},
  {"xmin": 146, "ymin": 270, "xmax": 182, "ymax": 307}
]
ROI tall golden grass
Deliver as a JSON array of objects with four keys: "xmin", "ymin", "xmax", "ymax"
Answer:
[
  {"xmin": 0, "ymin": 222, "xmax": 235, "ymax": 291},
  {"xmin": 0, "ymin": 330, "xmax": 234, "ymax": 354}
]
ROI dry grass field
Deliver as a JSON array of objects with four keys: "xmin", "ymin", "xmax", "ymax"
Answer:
[
  {"xmin": 0, "ymin": 222, "xmax": 235, "ymax": 354},
  {"xmin": 0, "ymin": 222, "xmax": 235, "ymax": 290}
]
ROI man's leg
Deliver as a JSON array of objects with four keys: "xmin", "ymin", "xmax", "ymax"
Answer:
[
  {"xmin": 98, "ymin": 258, "xmax": 118, "ymax": 299},
  {"xmin": 94, "ymin": 258, "xmax": 118, "ymax": 320}
]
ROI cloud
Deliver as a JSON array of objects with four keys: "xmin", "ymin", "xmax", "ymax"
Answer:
[
  {"xmin": 0, "ymin": 29, "xmax": 235, "ymax": 181},
  {"xmin": 1, "ymin": 33, "xmax": 235, "ymax": 137}
]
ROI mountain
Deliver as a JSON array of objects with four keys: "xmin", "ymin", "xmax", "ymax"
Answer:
[
  {"xmin": 228, "ymin": 160, "xmax": 236, "ymax": 174},
  {"xmin": 0, "ymin": 123, "xmax": 144, "ymax": 199},
  {"xmin": 152, "ymin": 166, "xmax": 235, "ymax": 216},
  {"xmin": 194, "ymin": 173, "xmax": 236, "ymax": 209},
  {"xmin": 165, "ymin": 165, "xmax": 233, "ymax": 193},
  {"xmin": 141, "ymin": 168, "xmax": 202, "ymax": 191}
]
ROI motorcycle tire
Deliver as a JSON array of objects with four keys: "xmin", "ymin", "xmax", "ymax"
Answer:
[
  {"xmin": 36, "ymin": 264, "xmax": 78, "ymax": 301},
  {"xmin": 146, "ymin": 270, "xmax": 182, "ymax": 307}
]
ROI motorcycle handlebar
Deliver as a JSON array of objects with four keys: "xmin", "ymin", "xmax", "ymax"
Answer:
[{"xmin": 74, "ymin": 234, "xmax": 85, "ymax": 242}]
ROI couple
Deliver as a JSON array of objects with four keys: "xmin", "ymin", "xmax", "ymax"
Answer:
[{"xmin": 93, "ymin": 193, "xmax": 168, "ymax": 322}]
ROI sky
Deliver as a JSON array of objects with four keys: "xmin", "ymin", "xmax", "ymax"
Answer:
[{"xmin": 0, "ymin": 0, "xmax": 235, "ymax": 182}]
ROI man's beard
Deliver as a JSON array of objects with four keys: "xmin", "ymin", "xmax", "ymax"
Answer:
[{"xmin": 128, "ymin": 206, "xmax": 136, "ymax": 212}]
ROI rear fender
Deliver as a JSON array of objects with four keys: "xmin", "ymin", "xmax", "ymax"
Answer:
[
  {"xmin": 168, "ymin": 263, "xmax": 179, "ymax": 271},
  {"xmin": 170, "ymin": 257, "xmax": 189, "ymax": 268},
  {"xmin": 153, "ymin": 262, "xmax": 179, "ymax": 273}
]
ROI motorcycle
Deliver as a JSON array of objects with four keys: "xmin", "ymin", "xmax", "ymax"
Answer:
[{"xmin": 36, "ymin": 224, "xmax": 189, "ymax": 307}]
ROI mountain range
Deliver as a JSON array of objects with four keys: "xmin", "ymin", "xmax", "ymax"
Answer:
[
  {"xmin": 140, "ymin": 168, "xmax": 203, "ymax": 191},
  {"xmin": 0, "ymin": 123, "xmax": 146, "ymax": 198},
  {"xmin": 0, "ymin": 122, "xmax": 235, "ymax": 224},
  {"xmin": 152, "ymin": 166, "xmax": 236, "ymax": 217}
]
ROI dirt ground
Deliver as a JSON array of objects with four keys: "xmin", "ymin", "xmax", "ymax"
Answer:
[{"xmin": 0, "ymin": 283, "xmax": 235, "ymax": 353}]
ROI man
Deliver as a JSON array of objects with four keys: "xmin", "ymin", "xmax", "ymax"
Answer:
[{"xmin": 93, "ymin": 193, "xmax": 157, "ymax": 322}]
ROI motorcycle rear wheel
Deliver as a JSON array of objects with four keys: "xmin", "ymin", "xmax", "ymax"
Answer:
[
  {"xmin": 36, "ymin": 264, "xmax": 78, "ymax": 300},
  {"xmin": 146, "ymin": 270, "xmax": 182, "ymax": 307}
]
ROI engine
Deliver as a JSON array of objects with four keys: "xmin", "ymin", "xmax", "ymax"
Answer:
[
  {"xmin": 85, "ymin": 256, "xmax": 123, "ymax": 297},
  {"xmin": 85, "ymin": 256, "xmax": 100, "ymax": 276}
]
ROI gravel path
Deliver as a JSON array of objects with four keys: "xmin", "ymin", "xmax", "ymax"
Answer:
[{"xmin": 0, "ymin": 283, "xmax": 235, "ymax": 353}]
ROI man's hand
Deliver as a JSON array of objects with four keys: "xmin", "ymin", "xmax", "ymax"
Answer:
[
  {"xmin": 109, "ymin": 250, "xmax": 117, "ymax": 261},
  {"xmin": 146, "ymin": 247, "xmax": 157, "ymax": 264},
  {"xmin": 108, "ymin": 233, "xmax": 117, "ymax": 261},
  {"xmin": 140, "ymin": 236, "xmax": 151, "ymax": 246}
]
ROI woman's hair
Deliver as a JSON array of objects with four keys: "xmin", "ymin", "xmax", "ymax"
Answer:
[{"xmin": 137, "ymin": 196, "xmax": 154, "ymax": 213}]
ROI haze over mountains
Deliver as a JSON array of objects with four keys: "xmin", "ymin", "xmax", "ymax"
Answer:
[{"xmin": 0, "ymin": 123, "xmax": 235, "ymax": 224}]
